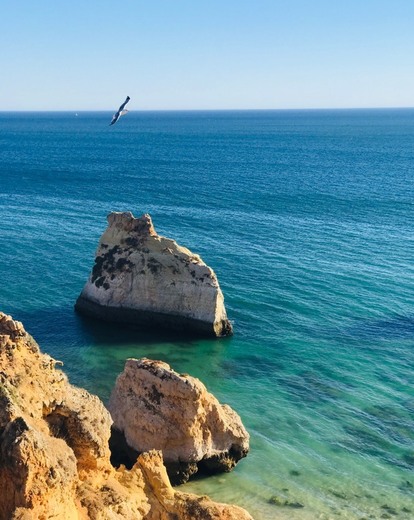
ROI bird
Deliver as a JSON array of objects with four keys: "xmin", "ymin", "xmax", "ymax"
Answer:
[{"xmin": 109, "ymin": 96, "xmax": 130, "ymax": 126}]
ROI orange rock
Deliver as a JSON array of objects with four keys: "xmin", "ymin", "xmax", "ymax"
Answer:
[
  {"xmin": 109, "ymin": 358, "xmax": 250, "ymax": 484},
  {"xmin": 0, "ymin": 313, "xmax": 252, "ymax": 520}
]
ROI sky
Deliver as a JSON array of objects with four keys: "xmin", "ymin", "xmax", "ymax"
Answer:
[{"xmin": 1, "ymin": 0, "xmax": 414, "ymax": 110}]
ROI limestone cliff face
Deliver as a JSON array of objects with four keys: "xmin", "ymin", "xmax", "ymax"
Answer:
[
  {"xmin": 0, "ymin": 312, "xmax": 252, "ymax": 520},
  {"xmin": 75, "ymin": 212, "xmax": 233, "ymax": 337},
  {"xmin": 108, "ymin": 358, "xmax": 250, "ymax": 485}
]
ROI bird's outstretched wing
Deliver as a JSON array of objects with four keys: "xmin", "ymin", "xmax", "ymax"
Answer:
[
  {"xmin": 119, "ymin": 96, "xmax": 130, "ymax": 112},
  {"xmin": 109, "ymin": 96, "xmax": 130, "ymax": 126}
]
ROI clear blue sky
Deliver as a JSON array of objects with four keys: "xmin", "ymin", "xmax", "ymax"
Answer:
[{"xmin": 2, "ymin": 0, "xmax": 414, "ymax": 110}]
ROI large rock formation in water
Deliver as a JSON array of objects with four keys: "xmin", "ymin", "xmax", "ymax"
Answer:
[
  {"xmin": 75, "ymin": 212, "xmax": 233, "ymax": 337},
  {"xmin": 108, "ymin": 358, "xmax": 250, "ymax": 485},
  {"xmin": 0, "ymin": 312, "xmax": 252, "ymax": 520}
]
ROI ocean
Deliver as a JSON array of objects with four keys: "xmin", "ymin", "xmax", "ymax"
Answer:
[{"xmin": 0, "ymin": 109, "xmax": 413, "ymax": 519}]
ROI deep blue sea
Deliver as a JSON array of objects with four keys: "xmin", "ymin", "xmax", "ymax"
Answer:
[{"xmin": 1, "ymin": 109, "xmax": 413, "ymax": 520}]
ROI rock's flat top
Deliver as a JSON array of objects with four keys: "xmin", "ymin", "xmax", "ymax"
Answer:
[
  {"xmin": 0, "ymin": 312, "xmax": 252, "ymax": 520},
  {"xmin": 76, "ymin": 212, "xmax": 233, "ymax": 337}
]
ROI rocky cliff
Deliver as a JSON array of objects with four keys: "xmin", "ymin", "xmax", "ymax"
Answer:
[
  {"xmin": 75, "ymin": 212, "xmax": 233, "ymax": 337},
  {"xmin": 108, "ymin": 358, "xmax": 250, "ymax": 485},
  {"xmin": 0, "ymin": 312, "xmax": 252, "ymax": 520}
]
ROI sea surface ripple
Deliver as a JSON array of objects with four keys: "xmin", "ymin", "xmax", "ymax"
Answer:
[{"xmin": 0, "ymin": 109, "xmax": 413, "ymax": 519}]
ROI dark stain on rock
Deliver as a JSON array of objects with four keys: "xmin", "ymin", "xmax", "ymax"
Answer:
[
  {"xmin": 142, "ymin": 397, "xmax": 157, "ymax": 413},
  {"xmin": 92, "ymin": 246, "xmax": 125, "ymax": 286},
  {"xmin": 116, "ymin": 258, "xmax": 133, "ymax": 270},
  {"xmin": 92, "ymin": 247, "xmax": 115, "ymax": 274},
  {"xmin": 148, "ymin": 384, "xmax": 164, "ymax": 405},
  {"xmin": 147, "ymin": 257, "xmax": 162, "ymax": 275},
  {"xmin": 94, "ymin": 276, "xmax": 106, "ymax": 288},
  {"xmin": 124, "ymin": 237, "xmax": 139, "ymax": 247},
  {"xmin": 92, "ymin": 256, "xmax": 105, "ymax": 283},
  {"xmin": 185, "ymin": 498, "xmax": 214, "ymax": 520}
]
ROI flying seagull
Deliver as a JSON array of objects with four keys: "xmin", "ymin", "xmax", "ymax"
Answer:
[{"xmin": 109, "ymin": 96, "xmax": 130, "ymax": 126}]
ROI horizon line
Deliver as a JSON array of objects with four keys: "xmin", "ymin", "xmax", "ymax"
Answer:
[{"xmin": 1, "ymin": 106, "xmax": 414, "ymax": 113}]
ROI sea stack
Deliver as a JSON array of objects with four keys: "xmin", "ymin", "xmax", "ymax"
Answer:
[{"xmin": 75, "ymin": 212, "xmax": 233, "ymax": 337}]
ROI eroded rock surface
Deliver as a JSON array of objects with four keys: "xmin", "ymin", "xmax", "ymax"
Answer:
[
  {"xmin": 108, "ymin": 358, "xmax": 250, "ymax": 484},
  {"xmin": 0, "ymin": 312, "xmax": 252, "ymax": 520},
  {"xmin": 75, "ymin": 211, "xmax": 233, "ymax": 337}
]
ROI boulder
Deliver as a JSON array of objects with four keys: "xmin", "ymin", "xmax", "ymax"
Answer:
[
  {"xmin": 0, "ymin": 312, "xmax": 253, "ymax": 520},
  {"xmin": 108, "ymin": 358, "xmax": 250, "ymax": 484},
  {"xmin": 75, "ymin": 212, "xmax": 233, "ymax": 337}
]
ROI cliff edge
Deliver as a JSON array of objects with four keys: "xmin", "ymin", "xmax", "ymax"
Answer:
[
  {"xmin": 0, "ymin": 312, "xmax": 251, "ymax": 520},
  {"xmin": 75, "ymin": 212, "xmax": 233, "ymax": 337}
]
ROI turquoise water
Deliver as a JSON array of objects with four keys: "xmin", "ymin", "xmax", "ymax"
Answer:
[{"xmin": 1, "ymin": 110, "xmax": 413, "ymax": 519}]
